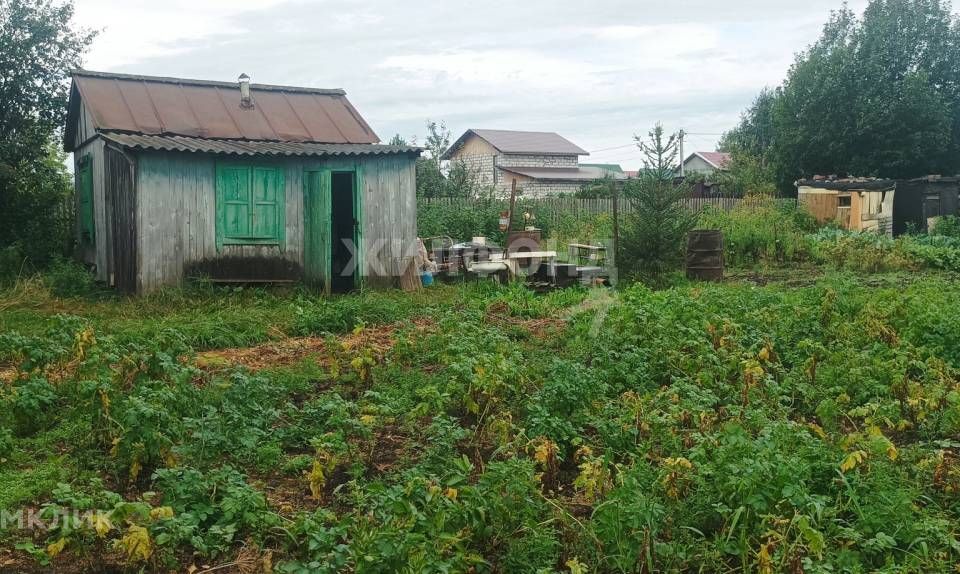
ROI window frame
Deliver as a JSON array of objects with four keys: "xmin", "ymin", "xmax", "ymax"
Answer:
[{"xmin": 215, "ymin": 161, "xmax": 286, "ymax": 250}]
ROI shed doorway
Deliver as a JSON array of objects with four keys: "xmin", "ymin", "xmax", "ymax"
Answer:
[{"xmin": 331, "ymin": 172, "xmax": 357, "ymax": 293}]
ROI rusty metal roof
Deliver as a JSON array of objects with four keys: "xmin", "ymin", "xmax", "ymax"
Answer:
[
  {"xmin": 796, "ymin": 177, "xmax": 896, "ymax": 191},
  {"xmin": 442, "ymin": 129, "xmax": 589, "ymax": 160},
  {"xmin": 65, "ymin": 70, "xmax": 380, "ymax": 150},
  {"xmin": 102, "ymin": 133, "xmax": 420, "ymax": 158}
]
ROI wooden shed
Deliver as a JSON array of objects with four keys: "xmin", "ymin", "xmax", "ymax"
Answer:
[
  {"xmin": 64, "ymin": 70, "xmax": 420, "ymax": 294},
  {"xmin": 797, "ymin": 178, "xmax": 896, "ymax": 236}
]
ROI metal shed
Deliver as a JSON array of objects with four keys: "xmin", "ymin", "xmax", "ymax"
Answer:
[
  {"xmin": 893, "ymin": 176, "xmax": 960, "ymax": 235},
  {"xmin": 64, "ymin": 71, "xmax": 420, "ymax": 294}
]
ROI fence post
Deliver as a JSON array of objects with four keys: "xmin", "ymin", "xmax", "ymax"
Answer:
[{"xmin": 611, "ymin": 179, "xmax": 620, "ymax": 279}]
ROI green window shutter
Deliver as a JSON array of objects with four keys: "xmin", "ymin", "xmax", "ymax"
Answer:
[
  {"xmin": 251, "ymin": 166, "xmax": 282, "ymax": 239},
  {"xmin": 219, "ymin": 165, "xmax": 252, "ymax": 239},
  {"xmin": 216, "ymin": 163, "xmax": 285, "ymax": 248},
  {"xmin": 78, "ymin": 157, "xmax": 95, "ymax": 243}
]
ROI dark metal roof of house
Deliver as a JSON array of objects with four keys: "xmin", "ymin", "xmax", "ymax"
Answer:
[
  {"xmin": 102, "ymin": 133, "xmax": 420, "ymax": 158},
  {"xmin": 442, "ymin": 129, "xmax": 589, "ymax": 160},
  {"xmin": 65, "ymin": 70, "xmax": 379, "ymax": 150},
  {"xmin": 500, "ymin": 166, "xmax": 626, "ymax": 181},
  {"xmin": 796, "ymin": 177, "xmax": 896, "ymax": 191}
]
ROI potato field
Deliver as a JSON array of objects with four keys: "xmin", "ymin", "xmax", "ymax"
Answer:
[{"xmin": 1, "ymin": 266, "xmax": 960, "ymax": 573}]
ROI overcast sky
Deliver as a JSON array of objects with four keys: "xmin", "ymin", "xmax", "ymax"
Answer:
[{"xmin": 72, "ymin": 0, "xmax": 871, "ymax": 169}]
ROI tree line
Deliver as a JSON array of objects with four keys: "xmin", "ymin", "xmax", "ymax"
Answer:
[
  {"xmin": 0, "ymin": 0, "xmax": 95, "ymax": 275},
  {"xmin": 722, "ymin": 0, "xmax": 960, "ymax": 194}
]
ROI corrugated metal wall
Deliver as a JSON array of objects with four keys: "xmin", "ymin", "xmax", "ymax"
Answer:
[{"xmin": 134, "ymin": 151, "xmax": 416, "ymax": 292}]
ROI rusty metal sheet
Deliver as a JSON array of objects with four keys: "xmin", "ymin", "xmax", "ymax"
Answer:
[
  {"xmin": 70, "ymin": 70, "xmax": 380, "ymax": 145},
  {"xmin": 101, "ymin": 133, "xmax": 419, "ymax": 158},
  {"xmin": 177, "ymin": 85, "xmax": 243, "ymax": 139},
  {"xmin": 246, "ymin": 90, "xmax": 315, "ymax": 142},
  {"xmin": 286, "ymin": 93, "xmax": 349, "ymax": 143},
  {"xmin": 114, "ymin": 80, "xmax": 164, "ymax": 134},
  {"xmin": 316, "ymin": 94, "xmax": 376, "ymax": 143}
]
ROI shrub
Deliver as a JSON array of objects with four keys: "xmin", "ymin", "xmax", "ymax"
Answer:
[
  {"xmin": 152, "ymin": 466, "xmax": 280, "ymax": 558},
  {"xmin": 0, "ymin": 244, "xmax": 28, "ymax": 284},
  {"xmin": 930, "ymin": 215, "xmax": 960, "ymax": 238},
  {"xmin": 9, "ymin": 376, "xmax": 58, "ymax": 435},
  {"xmin": 0, "ymin": 426, "xmax": 14, "ymax": 461},
  {"xmin": 45, "ymin": 258, "xmax": 97, "ymax": 298},
  {"xmin": 699, "ymin": 197, "xmax": 818, "ymax": 266}
]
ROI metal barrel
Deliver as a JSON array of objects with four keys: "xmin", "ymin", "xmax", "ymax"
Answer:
[{"xmin": 686, "ymin": 230, "xmax": 724, "ymax": 281}]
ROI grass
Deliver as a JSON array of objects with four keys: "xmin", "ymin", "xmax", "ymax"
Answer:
[{"xmin": 2, "ymin": 270, "xmax": 960, "ymax": 572}]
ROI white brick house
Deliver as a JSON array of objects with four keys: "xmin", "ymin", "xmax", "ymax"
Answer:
[{"xmin": 441, "ymin": 129, "xmax": 622, "ymax": 197}]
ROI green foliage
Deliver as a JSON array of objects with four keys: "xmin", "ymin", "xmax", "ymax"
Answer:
[
  {"xmin": 699, "ymin": 198, "xmax": 818, "ymax": 266},
  {"xmin": 709, "ymin": 151, "xmax": 779, "ymax": 197},
  {"xmin": 414, "ymin": 120, "xmax": 486, "ymax": 199},
  {"xmin": 45, "ymin": 257, "xmax": 97, "ymax": 298},
  {"xmin": 726, "ymin": 0, "xmax": 960, "ymax": 192},
  {"xmin": 618, "ymin": 124, "xmax": 698, "ymax": 281},
  {"xmin": 931, "ymin": 215, "xmax": 960, "ymax": 238},
  {"xmin": 5, "ymin": 273, "xmax": 960, "ymax": 571},
  {"xmin": 811, "ymin": 228, "xmax": 960, "ymax": 273},
  {"xmin": 152, "ymin": 466, "xmax": 280, "ymax": 558},
  {"xmin": 0, "ymin": 0, "xmax": 96, "ymax": 267},
  {"xmin": 416, "ymin": 192, "xmax": 506, "ymax": 243},
  {"xmin": 8, "ymin": 376, "xmax": 58, "ymax": 435}
]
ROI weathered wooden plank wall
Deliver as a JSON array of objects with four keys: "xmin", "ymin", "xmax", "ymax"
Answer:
[
  {"xmin": 104, "ymin": 146, "xmax": 138, "ymax": 292},
  {"xmin": 355, "ymin": 155, "xmax": 418, "ymax": 286},
  {"xmin": 135, "ymin": 151, "xmax": 417, "ymax": 292}
]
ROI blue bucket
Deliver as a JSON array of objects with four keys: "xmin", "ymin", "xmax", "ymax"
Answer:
[{"xmin": 420, "ymin": 272, "xmax": 434, "ymax": 287}]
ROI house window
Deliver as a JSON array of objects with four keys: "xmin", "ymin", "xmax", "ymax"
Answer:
[
  {"xmin": 216, "ymin": 163, "xmax": 285, "ymax": 247},
  {"xmin": 77, "ymin": 155, "xmax": 95, "ymax": 244},
  {"xmin": 837, "ymin": 195, "xmax": 852, "ymax": 207}
]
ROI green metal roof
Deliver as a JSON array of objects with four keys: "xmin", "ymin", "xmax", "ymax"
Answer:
[{"xmin": 581, "ymin": 163, "xmax": 624, "ymax": 174}]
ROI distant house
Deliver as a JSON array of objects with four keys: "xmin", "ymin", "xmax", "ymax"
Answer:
[
  {"xmin": 65, "ymin": 70, "xmax": 420, "ymax": 294},
  {"xmin": 679, "ymin": 151, "xmax": 733, "ymax": 197},
  {"xmin": 681, "ymin": 151, "xmax": 732, "ymax": 176},
  {"xmin": 441, "ymin": 129, "xmax": 623, "ymax": 197}
]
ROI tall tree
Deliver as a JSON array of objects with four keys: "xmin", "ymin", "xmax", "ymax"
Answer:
[
  {"xmin": 719, "ymin": 88, "xmax": 778, "ymax": 164},
  {"xmin": 619, "ymin": 124, "xmax": 696, "ymax": 282},
  {"xmin": 729, "ymin": 0, "xmax": 960, "ymax": 193},
  {"xmin": 0, "ymin": 0, "xmax": 95, "ymax": 269},
  {"xmin": 423, "ymin": 120, "xmax": 451, "ymax": 162},
  {"xmin": 634, "ymin": 123, "xmax": 680, "ymax": 182}
]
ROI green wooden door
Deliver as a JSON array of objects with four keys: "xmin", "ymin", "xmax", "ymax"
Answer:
[{"xmin": 303, "ymin": 169, "xmax": 332, "ymax": 293}]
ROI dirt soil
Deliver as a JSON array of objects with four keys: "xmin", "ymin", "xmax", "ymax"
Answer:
[
  {"xmin": 194, "ymin": 319, "xmax": 434, "ymax": 372},
  {"xmin": 484, "ymin": 302, "xmax": 567, "ymax": 339},
  {"xmin": 0, "ymin": 364, "xmax": 15, "ymax": 384}
]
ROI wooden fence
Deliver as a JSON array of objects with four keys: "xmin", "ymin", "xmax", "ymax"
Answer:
[{"xmin": 420, "ymin": 196, "xmax": 796, "ymax": 217}]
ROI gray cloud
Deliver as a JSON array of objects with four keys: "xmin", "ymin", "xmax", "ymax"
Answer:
[{"xmin": 80, "ymin": 0, "xmax": 874, "ymax": 167}]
